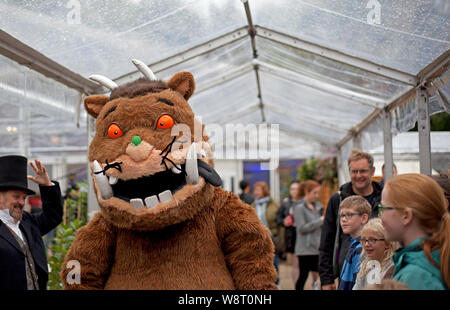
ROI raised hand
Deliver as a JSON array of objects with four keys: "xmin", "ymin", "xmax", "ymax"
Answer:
[{"xmin": 27, "ymin": 159, "xmax": 53, "ymax": 186}]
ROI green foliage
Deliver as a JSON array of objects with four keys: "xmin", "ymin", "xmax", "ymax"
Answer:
[
  {"xmin": 297, "ymin": 157, "xmax": 338, "ymax": 187},
  {"xmin": 298, "ymin": 158, "xmax": 319, "ymax": 182},
  {"xmin": 409, "ymin": 112, "xmax": 450, "ymax": 131},
  {"xmin": 280, "ymin": 174, "xmax": 293, "ymax": 200},
  {"xmin": 64, "ymin": 182, "xmax": 88, "ymax": 224},
  {"xmin": 46, "ymin": 219, "xmax": 85, "ymax": 290},
  {"xmin": 46, "ymin": 182, "xmax": 88, "ymax": 290}
]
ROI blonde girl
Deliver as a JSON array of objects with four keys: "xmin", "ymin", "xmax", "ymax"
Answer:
[{"xmin": 353, "ymin": 218, "xmax": 397, "ymax": 290}]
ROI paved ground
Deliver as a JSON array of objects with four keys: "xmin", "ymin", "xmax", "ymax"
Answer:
[{"xmin": 278, "ymin": 257, "xmax": 319, "ymax": 290}]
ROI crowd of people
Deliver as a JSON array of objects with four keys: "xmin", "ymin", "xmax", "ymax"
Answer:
[
  {"xmin": 1, "ymin": 150, "xmax": 449, "ymax": 291},
  {"xmin": 240, "ymin": 149, "xmax": 450, "ymax": 290}
]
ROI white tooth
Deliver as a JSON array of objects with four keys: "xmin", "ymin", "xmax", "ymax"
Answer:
[
  {"xmin": 130, "ymin": 198, "xmax": 145, "ymax": 209},
  {"xmin": 185, "ymin": 142, "xmax": 199, "ymax": 185},
  {"xmin": 158, "ymin": 190, "xmax": 173, "ymax": 203},
  {"xmin": 144, "ymin": 195, "xmax": 159, "ymax": 208},
  {"xmin": 171, "ymin": 164, "xmax": 182, "ymax": 174},
  {"xmin": 109, "ymin": 176, "xmax": 118, "ymax": 185},
  {"xmin": 93, "ymin": 160, "xmax": 113, "ymax": 200}
]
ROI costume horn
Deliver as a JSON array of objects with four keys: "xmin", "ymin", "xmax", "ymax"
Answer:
[
  {"xmin": 132, "ymin": 59, "xmax": 157, "ymax": 81},
  {"xmin": 89, "ymin": 75, "xmax": 118, "ymax": 90}
]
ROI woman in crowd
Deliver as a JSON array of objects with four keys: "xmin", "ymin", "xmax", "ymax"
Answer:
[
  {"xmin": 251, "ymin": 181, "xmax": 281, "ymax": 285},
  {"xmin": 380, "ymin": 173, "xmax": 449, "ymax": 290},
  {"xmin": 353, "ymin": 218, "xmax": 397, "ymax": 290},
  {"xmin": 276, "ymin": 180, "xmax": 301, "ymax": 286},
  {"xmin": 293, "ymin": 180, "xmax": 324, "ymax": 290}
]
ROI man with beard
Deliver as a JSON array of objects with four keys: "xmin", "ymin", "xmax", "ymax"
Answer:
[
  {"xmin": 319, "ymin": 149, "xmax": 382, "ymax": 290},
  {"xmin": 0, "ymin": 155, "xmax": 63, "ymax": 290}
]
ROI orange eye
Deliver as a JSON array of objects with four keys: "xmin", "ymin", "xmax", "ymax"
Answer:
[
  {"xmin": 157, "ymin": 114, "xmax": 174, "ymax": 129},
  {"xmin": 107, "ymin": 123, "xmax": 123, "ymax": 138}
]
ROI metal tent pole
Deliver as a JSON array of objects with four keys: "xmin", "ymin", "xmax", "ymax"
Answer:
[
  {"xmin": 417, "ymin": 87, "xmax": 432, "ymax": 175},
  {"xmin": 242, "ymin": 0, "xmax": 265, "ymax": 122},
  {"xmin": 382, "ymin": 109, "xmax": 394, "ymax": 180}
]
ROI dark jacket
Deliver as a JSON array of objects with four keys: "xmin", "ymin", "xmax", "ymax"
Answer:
[
  {"xmin": 239, "ymin": 192, "xmax": 254, "ymax": 205},
  {"xmin": 276, "ymin": 197, "xmax": 294, "ymax": 226},
  {"xmin": 318, "ymin": 181, "xmax": 382, "ymax": 286},
  {"xmin": 0, "ymin": 182, "xmax": 63, "ymax": 290},
  {"xmin": 276, "ymin": 197, "xmax": 299, "ymax": 253}
]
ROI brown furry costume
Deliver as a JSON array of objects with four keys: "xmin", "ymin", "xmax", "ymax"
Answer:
[{"xmin": 61, "ymin": 69, "xmax": 277, "ymax": 289}]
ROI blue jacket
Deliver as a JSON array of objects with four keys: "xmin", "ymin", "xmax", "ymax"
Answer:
[
  {"xmin": 338, "ymin": 236, "xmax": 362, "ymax": 290},
  {"xmin": 393, "ymin": 237, "xmax": 447, "ymax": 290}
]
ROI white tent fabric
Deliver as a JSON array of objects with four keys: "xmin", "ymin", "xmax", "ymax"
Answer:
[{"xmin": 0, "ymin": 0, "xmax": 449, "ymax": 163}]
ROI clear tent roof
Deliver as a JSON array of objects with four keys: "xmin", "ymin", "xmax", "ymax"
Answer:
[{"xmin": 0, "ymin": 0, "xmax": 449, "ymax": 161}]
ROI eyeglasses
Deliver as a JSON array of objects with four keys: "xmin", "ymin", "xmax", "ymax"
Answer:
[
  {"xmin": 350, "ymin": 169, "xmax": 370, "ymax": 175},
  {"xmin": 360, "ymin": 238, "xmax": 385, "ymax": 246},
  {"xmin": 377, "ymin": 203, "xmax": 398, "ymax": 215},
  {"xmin": 339, "ymin": 212, "xmax": 362, "ymax": 220}
]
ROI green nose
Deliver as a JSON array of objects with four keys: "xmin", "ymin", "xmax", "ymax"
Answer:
[{"xmin": 131, "ymin": 135, "xmax": 142, "ymax": 146}]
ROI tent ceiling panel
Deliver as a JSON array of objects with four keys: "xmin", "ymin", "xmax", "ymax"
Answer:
[
  {"xmin": 0, "ymin": 0, "xmax": 247, "ymax": 79},
  {"xmin": 259, "ymin": 72, "xmax": 375, "ymax": 131},
  {"xmin": 0, "ymin": 1, "xmax": 449, "ymax": 160},
  {"xmin": 251, "ymin": 0, "xmax": 450, "ymax": 75},
  {"xmin": 0, "ymin": 54, "xmax": 81, "ymax": 118},
  {"xmin": 0, "ymin": 50, "xmax": 85, "ymax": 156},
  {"xmin": 0, "ymin": 102, "xmax": 20, "ymax": 120},
  {"xmin": 154, "ymin": 37, "xmax": 253, "ymax": 90},
  {"xmin": 256, "ymin": 36, "xmax": 413, "ymax": 104},
  {"xmin": 264, "ymin": 109, "xmax": 340, "ymax": 145},
  {"xmin": 189, "ymin": 71, "xmax": 259, "ymax": 123}
]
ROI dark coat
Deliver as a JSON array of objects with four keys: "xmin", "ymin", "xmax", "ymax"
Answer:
[
  {"xmin": 318, "ymin": 181, "xmax": 382, "ymax": 286},
  {"xmin": 0, "ymin": 182, "xmax": 63, "ymax": 290},
  {"xmin": 276, "ymin": 197, "xmax": 298, "ymax": 253},
  {"xmin": 239, "ymin": 192, "xmax": 254, "ymax": 205}
]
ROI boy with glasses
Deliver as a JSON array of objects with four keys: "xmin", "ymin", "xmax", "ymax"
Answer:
[{"xmin": 337, "ymin": 195, "xmax": 371, "ymax": 290}]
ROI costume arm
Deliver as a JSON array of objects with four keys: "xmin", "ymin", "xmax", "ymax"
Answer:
[
  {"xmin": 32, "ymin": 181, "xmax": 63, "ymax": 235},
  {"xmin": 61, "ymin": 213, "xmax": 116, "ymax": 289},
  {"xmin": 216, "ymin": 192, "xmax": 277, "ymax": 290}
]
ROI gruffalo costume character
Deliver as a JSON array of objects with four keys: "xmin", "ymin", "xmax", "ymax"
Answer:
[{"xmin": 61, "ymin": 59, "xmax": 277, "ymax": 289}]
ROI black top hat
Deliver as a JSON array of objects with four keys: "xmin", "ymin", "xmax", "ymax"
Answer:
[{"xmin": 0, "ymin": 155, "xmax": 35, "ymax": 195}]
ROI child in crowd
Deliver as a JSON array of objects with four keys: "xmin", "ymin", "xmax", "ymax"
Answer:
[
  {"xmin": 293, "ymin": 180, "xmax": 323, "ymax": 290},
  {"xmin": 353, "ymin": 218, "xmax": 397, "ymax": 290},
  {"xmin": 380, "ymin": 173, "xmax": 450, "ymax": 290},
  {"xmin": 337, "ymin": 195, "xmax": 371, "ymax": 290}
]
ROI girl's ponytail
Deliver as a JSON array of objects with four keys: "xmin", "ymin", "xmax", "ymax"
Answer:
[{"xmin": 423, "ymin": 213, "xmax": 450, "ymax": 288}]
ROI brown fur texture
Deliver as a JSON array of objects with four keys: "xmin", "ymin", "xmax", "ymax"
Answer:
[
  {"xmin": 84, "ymin": 95, "xmax": 109, "ymax": 118},
  {"xmin": 61, "ymin": 71, "xmax": 277, "ymax": 290},
  {"xmin": 110, "ymin": 78, "xmax": 168, "ymax": 100},
  {"xmin": 62, "ymin": 185, "xmax": 276, "ymax": 289}
]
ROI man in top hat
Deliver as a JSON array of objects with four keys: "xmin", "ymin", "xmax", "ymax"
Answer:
[{"xmin": 0, "ymin": 155, "xmax": 63, "ymax": 290}]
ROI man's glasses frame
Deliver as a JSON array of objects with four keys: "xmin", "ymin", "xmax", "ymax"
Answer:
[{"xmin": 349, "ymin": 169, "xmax": 371, "ymax": 175}]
